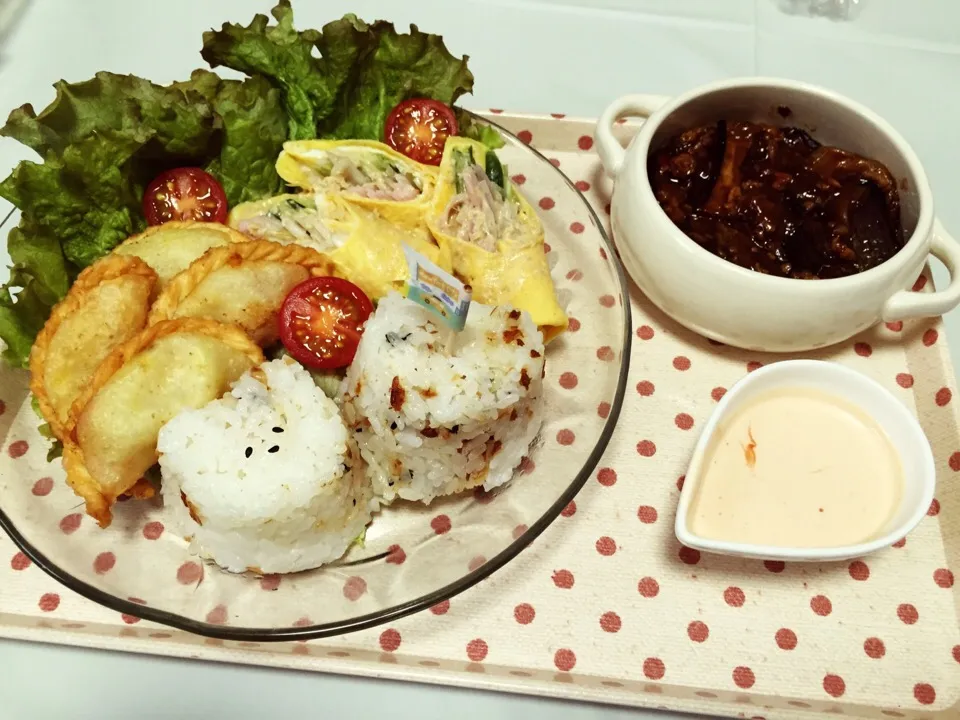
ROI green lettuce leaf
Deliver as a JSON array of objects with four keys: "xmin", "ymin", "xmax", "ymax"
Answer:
[
  {"xmin": 455, "ymin": 109, "xmax": 505, "ymax": 150},
  {"xmin": 178, "ymin": 70, "xmax": 288, "ymax": 204},
  {"xmin": 0, "ymin": 72, "xmax": 221, "ymax": 367},
  {"xmin": 201, "ymin": 1, "xmax": 338, "ymax": 141},
  {"xmin": 315, "ymin": 15, "xmax": 474, "ymax": 140},
  {"xmin": 201, "ymin": 1, "xmax": 474, "ymax": 143},
  {"xmin": 30, "ymin": 394, "xmax": 63, "ymax": 462}
]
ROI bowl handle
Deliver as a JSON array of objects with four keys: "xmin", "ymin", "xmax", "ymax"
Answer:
[
  {"xmin": 882, "ymin": 220, "xmax": 960, "ymax": 321},
  {"xmin": 594, "ymin": 94, "xmax": 669, "ymax": 179}
]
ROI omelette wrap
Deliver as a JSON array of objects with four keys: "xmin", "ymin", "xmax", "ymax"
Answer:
[
  {"xmin": 230, "ymin": 193, "xmax": 450, "ymax": 302},
  {"xmin": 275, "ymin": 140, "xmax": 437, "ymax": 229},
  {"xmin": 427, "ymin": 137, "xmax": 567, "ymax": 342}
]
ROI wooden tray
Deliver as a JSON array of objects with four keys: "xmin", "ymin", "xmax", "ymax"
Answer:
[{"xmin": 1, "ymin": 112, "xmax": 958, "ymax": 720}]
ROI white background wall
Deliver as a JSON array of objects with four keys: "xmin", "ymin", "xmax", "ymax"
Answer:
[{"xmin": 1, "ymin": 1, "xmax": 960, "ymax": 718}]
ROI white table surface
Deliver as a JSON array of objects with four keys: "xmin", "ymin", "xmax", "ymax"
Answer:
[{"xmin": 2, "ymin": 1, "xmax": 960, "ymax": 718}]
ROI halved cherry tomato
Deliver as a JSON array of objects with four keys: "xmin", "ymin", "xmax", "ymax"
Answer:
[
  {"xmin": 384, "ymin": 98, "xmax": 458, "ymax": 166},
  {"xmin": 143, "ymin": 167, "xmax": 228, "ymax": 226},
  {"xmin": 279, "ymin": 277, "xmax": 374, "ymax": 370}
]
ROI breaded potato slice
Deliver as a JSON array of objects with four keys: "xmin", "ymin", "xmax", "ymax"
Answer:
[
  {"xmin": 113, "ymin": 221, "xmax": 246, "ymax": 289},
  {"xmin": 148, "ymin": 239, "xmax": 341, "ymax": 346},
  {"xmin": 30, "ymin": 255, "xmax": 157, "ymax": 440},
  {"xmin": 64, "ymin": 318, "xmax": 264, "ymax": 527}
]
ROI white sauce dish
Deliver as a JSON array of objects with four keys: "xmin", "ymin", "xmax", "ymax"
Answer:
[{"xmin": 674, "ymin": 359, "xmax": 935, "ymax": 562}]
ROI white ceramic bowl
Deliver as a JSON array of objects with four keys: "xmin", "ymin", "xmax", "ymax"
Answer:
[
  {"xmin": 674, "ymin": 359, "xmax": 935, "ymax": 562},
  {"xmin": 594, "ymin": 78, "xmax": 960, "ymax": 353}
]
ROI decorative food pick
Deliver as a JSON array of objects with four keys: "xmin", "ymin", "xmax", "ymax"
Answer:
[{"xmin": 402, "ymin": 244, "xmax": 472, "ymax": 332}]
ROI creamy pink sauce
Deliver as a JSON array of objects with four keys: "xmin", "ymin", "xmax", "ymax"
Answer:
[{"xmin": 688, "ymin": 387, "xmax": 903, "ymax": 548}]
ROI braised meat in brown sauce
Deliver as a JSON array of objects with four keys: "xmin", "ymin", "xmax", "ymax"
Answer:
[{"xmin": 648, "ymin": 120, "xmax": 905, "ymax": 279}]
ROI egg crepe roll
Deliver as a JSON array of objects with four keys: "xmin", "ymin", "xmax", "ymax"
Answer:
[
  {"xmin": 275, "ymin": 140, "xmax": 437, "ymax": 229},
  {"xmin": 230, "ymin": 193, "xmax": 451, "ymax": 302},
  {"xmin": 427, "ymin": 137, "xmax": 567, "ymax": 343}
]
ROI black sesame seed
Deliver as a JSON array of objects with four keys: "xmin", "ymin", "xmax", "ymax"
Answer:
[
  {"xmin": 352, "ymin": 499, "xmax": 357, "ymax": 506},
  {"xmin": 272, "ymin": 426, "xmax": 284, "ymax": 433},
  {"xmin": 268, "ymin": 445, "xmax": 279, "ymax": 454},
  {"xmin": 390, "ymin": 422, "xmax": 397, "ymax": 431},
  {"xmin": 245, "ymin": 447, "xmax": 252, "ymax": 458}
]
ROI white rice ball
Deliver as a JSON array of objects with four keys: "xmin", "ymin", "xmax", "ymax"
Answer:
[
  {"xmin": 157, "ymin": 358, "xmax": 374, "ymax": 574},
  {"xmin": 341, "ymin": 292, "xmax": 545, "ymax": 504}
]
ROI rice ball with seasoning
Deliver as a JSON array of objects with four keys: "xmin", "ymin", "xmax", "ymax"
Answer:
[
  {"xmin": 157, "ymin": 357, "xmax": 374, "ymax": 574},
  {"xmin": 341, "ymin": 291, "xmax": 545, "ymax": 504}
]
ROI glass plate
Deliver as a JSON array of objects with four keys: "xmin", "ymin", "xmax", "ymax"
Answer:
[{"xmin": 0, "ymin": 116, "xmax": 631, "ymax": 640}]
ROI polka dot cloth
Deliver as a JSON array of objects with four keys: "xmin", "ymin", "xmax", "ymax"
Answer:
[{"xmin": 1, "ymin": 112, "xmax": 958, "ymax": 718}]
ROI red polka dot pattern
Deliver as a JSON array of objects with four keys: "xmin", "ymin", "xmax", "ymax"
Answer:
[
  {"xmin": 597, "ymin": 467, "xmax": 617, "ymax": 486},
  {"xmin": 466, "ymin": 638, "xmax": 488, "ymax": 662},
  {"xmin": 914, "ymin": 683, "xmax": 936, "ymax": 705},
  {"xmin": 811, "ymin": 595, "xmax": 833, "ymax": 616},
  {"xmin": 864, "ymin": 637, "xmax": 885, "ymax": 659},
  {"xmin": 342, "ymin": 576, "xmax": 367, "ymax": 601},
  {"xmin": 0, "ymin": 117, "xmax": 954, "ymax": 717},
  {"xmin": 724, "ymin": 587, "xmax": 746, "ymax": 607},
  {"xmin": 555, "ymin": 648, "xmax": 577, "ymax": 671},
  {"xmin": 643, "ymin": 658, "xmax": 665, "ymax": 680},
  {"xmin": 379, "ymin": 629, "xmax": 401, "ymax": 652},
  {"xmin": 897, "ymin": 604, "xmax": 919, "ymax": 625},
  {"xmin": 94, "ymin": 552, "xmax": 116, "ymax": 574},
  {"xmin": 775, "ymin": 629, "xmax": 797, "ymax": 650},
  {"xmin": 600, "ymin": 612, "xmax": 621, "ymax": 633},
  {"xmin": 637, "ymin": 577, "xmax": 660, "ymax": 598},
  {"xmin": 688, "ymin": 621, "xmax": 709, "ymax": 642},
  {"xmin": 31, "ymin": 477, "xmax": 53, "ymax": 496},
  {"xmin": 514, "ymin": 603, "xmax": 535, "ymax": 624},
  {"xmin": 7, "ymin": 440, "xmax": 28, "ymax": 458},
  {"xmin": 431, "ymin": 515, "xmax": 451, "ymax": 534},
  {"xmin": 733, "ymin": 666, "xmax": 755, "ymax": 689},
  {"xmin": 637, "ymin": 506, "xmax": 657, "ymax": 524},
  {"xmin": 636, "ymin": 440, "xmax": 656, "ymax": 457},
  {"xmin": 823, "ymin": 674, "xmax": 845, "ymax": 697},
  {"xmin": 848, "ymin": 560, "xmax": 869, "ymax": 581},
  {"xmin": 934, "ymin": 568, "xmax": 954, "ymax": 588},
  {"xmin": 142, "ymin": 522, "xmax": 164, "ymax": 540},
  {"xmin": 595, "ymin": 536, "xmax": 616, "ymax": 556},
  {"xmin": 38, "ymin": 593, "xmax": 60, "ymax": 612}
]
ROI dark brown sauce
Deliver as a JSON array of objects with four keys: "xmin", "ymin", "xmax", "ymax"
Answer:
[{"xmin": 648, "ymin": 120, "xmax": 905, "ymax": 279}]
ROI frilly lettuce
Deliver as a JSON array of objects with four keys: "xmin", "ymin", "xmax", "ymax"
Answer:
[{"xmin": 0, "ymin": 1, "xmax": 486, "ymax": 368}]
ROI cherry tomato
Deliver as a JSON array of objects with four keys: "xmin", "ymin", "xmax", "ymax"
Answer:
[
  {"xmin": 143, "ymin": 167, "xmax": 228, "ymax": 226},
  {"xmin": 279, "ymin": 277, "xmax": 374, "ymax": 370},
  {"xmin": 384, "ymin": 98, "xmax": 458, "ymax": 166}
]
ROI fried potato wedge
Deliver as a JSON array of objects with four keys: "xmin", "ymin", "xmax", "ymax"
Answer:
[
  {"xmin": 112, "ymin": 221, "xmax": 246, "ymax": 289},
  {"xmin": 29, "ymin": 254, "xmax": 157, "ymax": 440},
  {"xmin": 148, "ymin": 239, "xmax": 341, "ymax": 345},
  {"xmin": 64, "ymin": 318, "xmax": 264, "ymax": 527}
]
